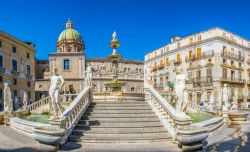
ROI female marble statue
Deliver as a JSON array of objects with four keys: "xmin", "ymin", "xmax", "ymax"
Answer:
[
  {"xmin": 23, "ymin": 91, "xmax": 28, "ymax": 109},
  {"xmin": 49, "ymin": 67, "xmax": 65, "ymax": 119},
  {"xmin": 4, "ymin": 83, "xmax": 13, "ymax": 112},
  {"xmin": 175, "ymin": 68, "xmax": 189, "ymax": 118},
  {"xmin": 222, "ymin": 83, "xmax": 229, "ymax": 111}
]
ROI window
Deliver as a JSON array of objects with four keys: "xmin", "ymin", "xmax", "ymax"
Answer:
[
  {"xmin": 231, "ymin": 70, "xmax": 235, "ymax": 81},
  {"xmin": 0, "ymin": 76, "xmax": 2, "ymax": 83},
  {"xmin": 177, "ymin": 42, "xmax": 180, "ymax": 48},
  {"xmin": 12, "ymin": 59, "xmax": 17, "ymax": 71},
  {"xmin": 63, "ymin": 59, "xmax": 70, "ymax": 70},
  {"xmin": 27, "ymin": 82, "xmax": 31, "ymax": 87},
  {"xmin": 196, "ymin": 70, "xmax": 201, "ymax": 78},
  {"xmin": 208, "ymin": 59, "xmax": 211, "ymax": 63},
  {"xmin": 207, "ymin": 68, "xmax": 212, "ymax": 76},
  {"xmin": 223, "ymin": 59, "xmax": 226, "ymax": 64},
  {"xmin": 13, "ymin": 79, "xmax": 17, "ymax": 85},
  {"xmin": 12, "ymin": 47, "xmax": 16, "ymax": 53},
  {"xmin": 176, "ymin": 54, "xmax": 181, "ymax": 62},
  {"xmin": 154, "ymin": 52, "xmax": 157, "ymax": 57},
  {"xmin": 26, "ymin": 65, "xmax": 31, "ymax": 75},
  {"xmin": 27, "ymin": 53, "xmax": 30, "ymax": 59},
  {"xmin": 223, "ymin": 68, "xmax": 227, "ymax": 79},
  {"xmin": 196, "ymin": 48, "xmax": 202, "ymax": 58},
  {"xmin": 131, "ymin": 87, "xmax": 135, "ymax": 92},
  {"xmin": 198, "ymin": 35, "xmax": 202, "ymax": 41},
  {"xmin": 0, "ymin": 55, "xmax": 3, "ymax": 68},
  {"xmin": 188, "ymin": 71, "xmax": 192, "ymax": 80},
  {"xmin": 0, "ymin": 41, "xmax": 2, "ymax": 47},
  {"xmin": 231, "ymin": 60, "xmax": 234, "ymax": 65},
  {"xmin": 165, "ymin": 57, "xmax": 169, "ymax": 65},
  {"xmin": 39, "ymin": 85, "xmax": 42, "ymax": 88},
  {"xmin": 239, "ymin": 72, "xmax": 242, "ymax": 80},
  {"xmin": 239, "ymin": 63, "xmax": 241, "ymax": 67},
  {"xmin": 189, "ymin": 51, "xmax": 192, "ymax": 60},
  {"xmin": 189, "ymin": 38, "xmax": 193, "ymax": 44},
  {"xmin": 160, "ymin": 59, "xmax": 163, "ymax": 66}
]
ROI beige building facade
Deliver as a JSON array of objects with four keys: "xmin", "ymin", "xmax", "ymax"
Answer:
[
  {"xmin": 145, "ymin": 27, "xmax": 250, "ymax": 108},
  {"xmin": 0, "ymin": 31, "xmax": 36, "ymax": 107}
]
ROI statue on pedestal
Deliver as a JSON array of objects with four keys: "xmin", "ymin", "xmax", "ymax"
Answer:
[
  {"xmin": 23, "ymin": 91, "xmax": 28, "ymax": 109},
  {"xmin": 4, "ymin": 83, "xmax": 13, "ymax": 112},
  {"xmin": 175, "ymin": 68, "xmax": 189, "ymax": 118},
  {"xmin": 222, "ymin": 84, "xmax": 229, "ymax": 111},
  {"xmin": 49, "ymin": 67, "xmax": 65, "ymax": 119},
  {"xmin": 84, "ymin": 62, "xmax": 93, "ymax": 87},
  {"xmin": 145, "ymin": 66, "xmax": 152, "ymax": 85},
  {"xmin": 231, "ymin": 88, "xmax": 238, "ymax": 110}
]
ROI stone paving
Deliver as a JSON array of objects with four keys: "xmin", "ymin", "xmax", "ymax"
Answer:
[{"xmin": 0, "ymin": 125, "xmax": 40, "ymax": 152}]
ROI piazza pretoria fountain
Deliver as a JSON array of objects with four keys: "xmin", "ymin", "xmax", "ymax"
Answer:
[{"xmin": 0, "ymin": 33, "xmax": 249, "ymax": 152}]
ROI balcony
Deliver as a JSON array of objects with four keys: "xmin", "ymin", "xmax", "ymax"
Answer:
[
  {"xmin": 221, "ymin": 52, "xmax": 244, "ymax": 62},
  {"xmin": 220, "ymin": 77, "xmax": 245, "ymax": 84},
  {"xmin": 185, "ymin": 51, "xmax": 214, "ymax": 63},
  {"xmin": 11, "ymin": 70, "xmax": 20, "ymax": 76},
  {"xmin": 157, "ymin": 63, "xmax": 165, "ymax": 69},
  {"xmin": 26, "ymin": 74, "xmax": 33, "ymax": 79},
  {"xmin": 174, "ymin": 60, "xmax": 181, "ymax": 66},
  {"xmin": 192, "ymin": 76, "xmax": 213, "ymax": 87},
  {"xmin": 0, "ymin": 67, "xmax": 6, "ymax": 74}
]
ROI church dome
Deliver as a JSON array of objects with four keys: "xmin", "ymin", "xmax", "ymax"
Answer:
[{"xmin": 57, "ymin": 19, "xmax": 82, "ymax": 43}]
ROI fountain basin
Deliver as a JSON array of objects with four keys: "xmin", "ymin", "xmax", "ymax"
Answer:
[
  {"xmin": 228, "ymin": 111, "xmax": 249, "ymax": 124},
  {"xmin": 18, "ymin": 113, "xmax": 49, "ymax": 124},
  {"xmin": 104, "ymin": 80, "xmax": 126, "ymax": 92},
  {"xmin": 188, "ymin": 113, "xmax": 214, "ymax": 123},
  {"xmin": 176, "ymin": 126, "xmax": 208, "ymax": 152},
  {"xmin": 32, "ymin": 126, "xmax": 65, "ymax": 151}
]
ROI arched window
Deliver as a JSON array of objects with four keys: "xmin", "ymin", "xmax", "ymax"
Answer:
[{"xmin": 64, "ymin": 59, "xmax": 70, "ymax": 71}]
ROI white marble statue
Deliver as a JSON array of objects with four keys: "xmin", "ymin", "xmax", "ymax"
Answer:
[
  {"xmin": 208, "ymin": 91, "xmax": 215, "ymax": 111},
  {"xmin": 231, "ymin": 89, "xmax": 238, "ymax": 110},
  {"xmin": 49, "ymin": 67, "xmax": 65, "ymax": 119},
  {"xmin": 145, "ymin": 66, "xmax": 152, "ymax": 85},
  {"xmin": 23, "ymin": 91, "xmax": 28, "ymax": 109},
  {"xmin": 85, "ymin": 62, "xmax": 93, "ymax": 87},
  {"xmin": 222, "ymin": 83, "xmax": 229, "ymax": 111},
  {"xmin": 175, "ymin": 68, "xmax": 189, "ymax": 118},
  {"xmin": 112, "ymin": 31, "xmax": 117, "ymax": 41},
  {"xmin": 4, "ymin": 83, "xmax": 13, "ymax": 112}
]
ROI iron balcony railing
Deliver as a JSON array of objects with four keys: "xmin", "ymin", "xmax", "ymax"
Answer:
[
  {"xmin": 192, "ymin": 76, "xmax": 213, "ymax": 87},
  {"xmin": 220, "ymin": 77, "xmax": 246, "ymax": 83},
  {"xmin": 221, "ymin": 52, "xmax": 244, "ymax": 62}
]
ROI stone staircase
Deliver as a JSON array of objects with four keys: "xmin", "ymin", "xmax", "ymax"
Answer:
[{"xmin": 68, "ymin": 100, "xmax": 171, "ymax": 144}]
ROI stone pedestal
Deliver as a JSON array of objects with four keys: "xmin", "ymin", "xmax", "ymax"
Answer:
[
  {"xmin": 222, "ymin": 111, "xmax": 229, "ymax": 124},
  {"xmin": 4, "ymin": 111, "xmax": 13, "ymax": 126}
]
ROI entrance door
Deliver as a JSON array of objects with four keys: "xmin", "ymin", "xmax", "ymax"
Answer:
[{"xmin": 196, "ymin": 92, "xmax": 201, "ymax": 105}]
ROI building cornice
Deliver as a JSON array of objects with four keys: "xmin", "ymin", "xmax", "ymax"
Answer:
[
  {"xmin": 49, "ymin": 52, "xmax": 86, "ymax": 57},
  {"xmin": 0, "ymin": 31, "xmax": 36, "ymax": 53},
  {"xmin": 145, "ymin": 36, "xmax": 250, "ymax": 63}
]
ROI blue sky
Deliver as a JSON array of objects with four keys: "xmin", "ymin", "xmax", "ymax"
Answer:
[{"xmin": 0, "ymin": 0, "xmax": 249, "ymax": 61}]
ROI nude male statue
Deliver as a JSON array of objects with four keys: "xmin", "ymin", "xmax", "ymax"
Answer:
[{"xmin": 49, "ymin": 67, "xmax": 65, "ymax": 119}]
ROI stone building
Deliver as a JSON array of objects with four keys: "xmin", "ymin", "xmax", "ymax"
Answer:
[
  {"xmin": 0, "ymin": 31, "xmax": 36, "ymax": 106},
  {"xmin": 35, "ymin": 20, "xmax": 144, "ymax": 100},
  {"xmin": 145, "ymin": 27, "xmax": 250, "ymax": 108}
]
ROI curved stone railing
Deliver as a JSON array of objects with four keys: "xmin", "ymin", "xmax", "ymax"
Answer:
[
  {"xmin": 27, "ymin": 96, "xmax": 51, "ymax": 112},
  {"xmin": 144, "ymin": 83, "xmax": 192, "ymax": 139},
  {"xmin": 60, "ymin": 86, "xmax": 91, "ymax": 142}
]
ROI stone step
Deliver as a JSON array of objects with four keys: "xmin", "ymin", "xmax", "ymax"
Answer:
[
  {"xmin": 69, "ymin": 133, "xmax": 171, "ymax": 143},
  {"xmin": 84, "ymin": 113, "xmax": 156, "ymax": 118},
  {"xmin": 72, "ymin": 127, "xmax": 167, "ymax": 134},
  {"xmin": 87, "ymin": 106, "xmax": 152, "ymax": 110},
  {"xmin": 92, "ymin": 101, "xmax": 146, "ymax": 104},
  {"xmin": 86, "ymin": 109, "xmax": 154, "ymax": 114},
  {"xmin": 75, "ymin": 122, "xmax": 163, "ymax": 128},
  {"xmin": 89, "ymin": 103, "xmax": 149, "ymax": 107},
  {"xmin": 80, "ymin": 117, "xmax": 159, "ymax": 123}
]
